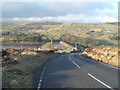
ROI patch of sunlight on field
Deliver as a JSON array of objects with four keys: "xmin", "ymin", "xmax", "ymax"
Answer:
[{"xmin": 0, "ymin": 38, "xmax": 2, "ymax": 41}]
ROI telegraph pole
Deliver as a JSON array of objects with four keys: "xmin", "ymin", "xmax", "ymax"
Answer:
[
  {"xmin": 75, "ymin": 44, "xmax": 77, "ymax": 51},
  {"xmin": 50, "ymin": 39, "xmax": 53, "ymax": 50},
  {"xmin": 51, "ymin": 39, "xmax": 53, "ymax": 44},
  {"xmin": 81, "ymin": 46, "xmax": 83, "ymax": 53}
]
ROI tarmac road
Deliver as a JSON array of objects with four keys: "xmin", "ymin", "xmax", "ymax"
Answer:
[{"xmin": 33, "ymin": 53, "xmax": 119, "ymax": 89}]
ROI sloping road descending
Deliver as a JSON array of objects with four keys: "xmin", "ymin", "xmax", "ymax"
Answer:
[{"xmin": 36, "ymin": 53, "xmax": 119, "ymax": 89}]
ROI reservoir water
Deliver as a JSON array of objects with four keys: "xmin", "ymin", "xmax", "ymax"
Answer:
[
  {"xmin": 2, "ymin": 45, "xmax": 43, "ymax": 49},
  {"xmin": 2, "ymin": 43, "xmax": 63, "ymax": 49}
]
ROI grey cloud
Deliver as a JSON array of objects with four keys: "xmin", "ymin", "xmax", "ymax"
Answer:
[
  {"xmin": 2, "ymin": 2, "xmax": 115, "ymax": 18},
  {"xmin": 2, "ymin": 2, "xmax": 117, "ymax": 23}
]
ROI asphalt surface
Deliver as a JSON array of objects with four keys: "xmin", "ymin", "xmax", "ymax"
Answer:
[{"xmin": 34, "ymin": 53, "xmax": 119, "ymax": 89}]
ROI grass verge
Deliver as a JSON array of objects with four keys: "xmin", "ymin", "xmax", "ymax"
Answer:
[{"xmin": 2, "ymin": 50, "xmax": 58, "ymax": 88}]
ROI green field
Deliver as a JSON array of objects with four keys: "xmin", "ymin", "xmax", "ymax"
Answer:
[{"xmin": 2, "ymin": 22, "xmax": 118, "ymax": 47}]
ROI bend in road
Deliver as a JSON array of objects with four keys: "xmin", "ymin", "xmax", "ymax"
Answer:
[{"xmin": 34, "ymin": 53, "xmax": 119, "ymax": 89}]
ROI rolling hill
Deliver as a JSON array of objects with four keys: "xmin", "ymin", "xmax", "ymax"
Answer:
[{"xmin": 1, "ymin": 22, "xmax": 118, "ymax": 47}]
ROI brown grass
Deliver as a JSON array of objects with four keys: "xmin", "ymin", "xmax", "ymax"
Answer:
[
  {"xmin": 2, "ymin": 52, "xmax": 58, "ymax": 88},
  {"xmin": 42, "ymin": 42, "xmax": 54, "ymax": 50}
]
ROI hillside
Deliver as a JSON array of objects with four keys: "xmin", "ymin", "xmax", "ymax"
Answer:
[{"xmin": 2, "ymin": 22, "xmax": 118, "ymax": 47}]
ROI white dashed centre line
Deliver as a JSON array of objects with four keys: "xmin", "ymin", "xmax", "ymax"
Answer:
[
  {"xmin": 69, "ymin": 56, "xmax": 80, "ymax": 68},
  {"xmin": 72, "ymin": 60, "xmax": 80, "ymax": 68},
  {"xmin": 69, "ymin": 56, "xmax": 72, "ymax": 61},
  {"xmin": 88, "ymin": 73, "xmax": 113, "ymax": 90}
]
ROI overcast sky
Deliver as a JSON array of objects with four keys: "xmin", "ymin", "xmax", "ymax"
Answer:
[{"xmin": 2, "ymin": 0, "xmax": 118, "ymax": 23}]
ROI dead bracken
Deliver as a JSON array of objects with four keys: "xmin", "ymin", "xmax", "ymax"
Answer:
[{"xmin": 82, "ymin": 46, "xmax": 119, "ymax": 67}]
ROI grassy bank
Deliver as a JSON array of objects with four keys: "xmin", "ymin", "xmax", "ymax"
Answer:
[
  {"xmin": 2, "ymin": 49, "xmax": 58, "ymax": 88},
  {"xmin": 42, "ymin": 42, "xmax": 54, "ymax": 50}
]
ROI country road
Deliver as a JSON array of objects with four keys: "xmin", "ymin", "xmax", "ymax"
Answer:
[{"xmin": 33, "ymin": 53, "xmax": 119, "ymax": 89}]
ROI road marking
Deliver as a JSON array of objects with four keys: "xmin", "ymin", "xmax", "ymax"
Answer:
[
  {"xmin": 37, "ymin": 63, "xmax": 48, "ymax": 90},
  {"xmin": 69, "ymin": 56, "xmax": 72, "ymax": 61},
  {"xmin": 71, "ymin": 55, "xmax": 79, "ymax": 61},
  {"xmin": 98, "ymin": 62, "xmax": 119, "ymax": 70},
  {"xmin": 88, "ymin": 73, "xmax": 113, "ymax": 90},
  {"xmin": 72, "ymin": 61, "xmax": 80, "ymax": 68},
  {"xmin": 79, "ymin": 55, "xmax": 119, "ymax": 70},
  {"xmin": 69, "ymin": 56, "xmax": 80, "ymax": 68}
]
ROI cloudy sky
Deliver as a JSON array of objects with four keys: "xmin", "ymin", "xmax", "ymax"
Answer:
[{"xmin": 2, "ymin": 0, "xmax": 118, "ymax": 23}]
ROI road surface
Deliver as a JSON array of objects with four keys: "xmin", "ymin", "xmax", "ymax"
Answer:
[{"xmin": 33, "ymin": 53, "xmax": 119, "ymax": 89}]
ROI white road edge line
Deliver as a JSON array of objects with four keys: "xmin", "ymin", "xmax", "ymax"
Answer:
[
  {"xmin": 88, "ymin": 73, "xmax": 113, "ymax": 90},
  {"xmin": 37, "ymin": 63, "xmax": 48, "ymax": 90},
  {"xmin": 69, "ymin": 56, "xmax": 80, "ymax": 68},
  {"xmin": 98, "ymin": 62, "xmax": 119, "ymax": 70},
  {"xmin": 80, "ymin": 55, "xmax": 119, "ymax": 70}
]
